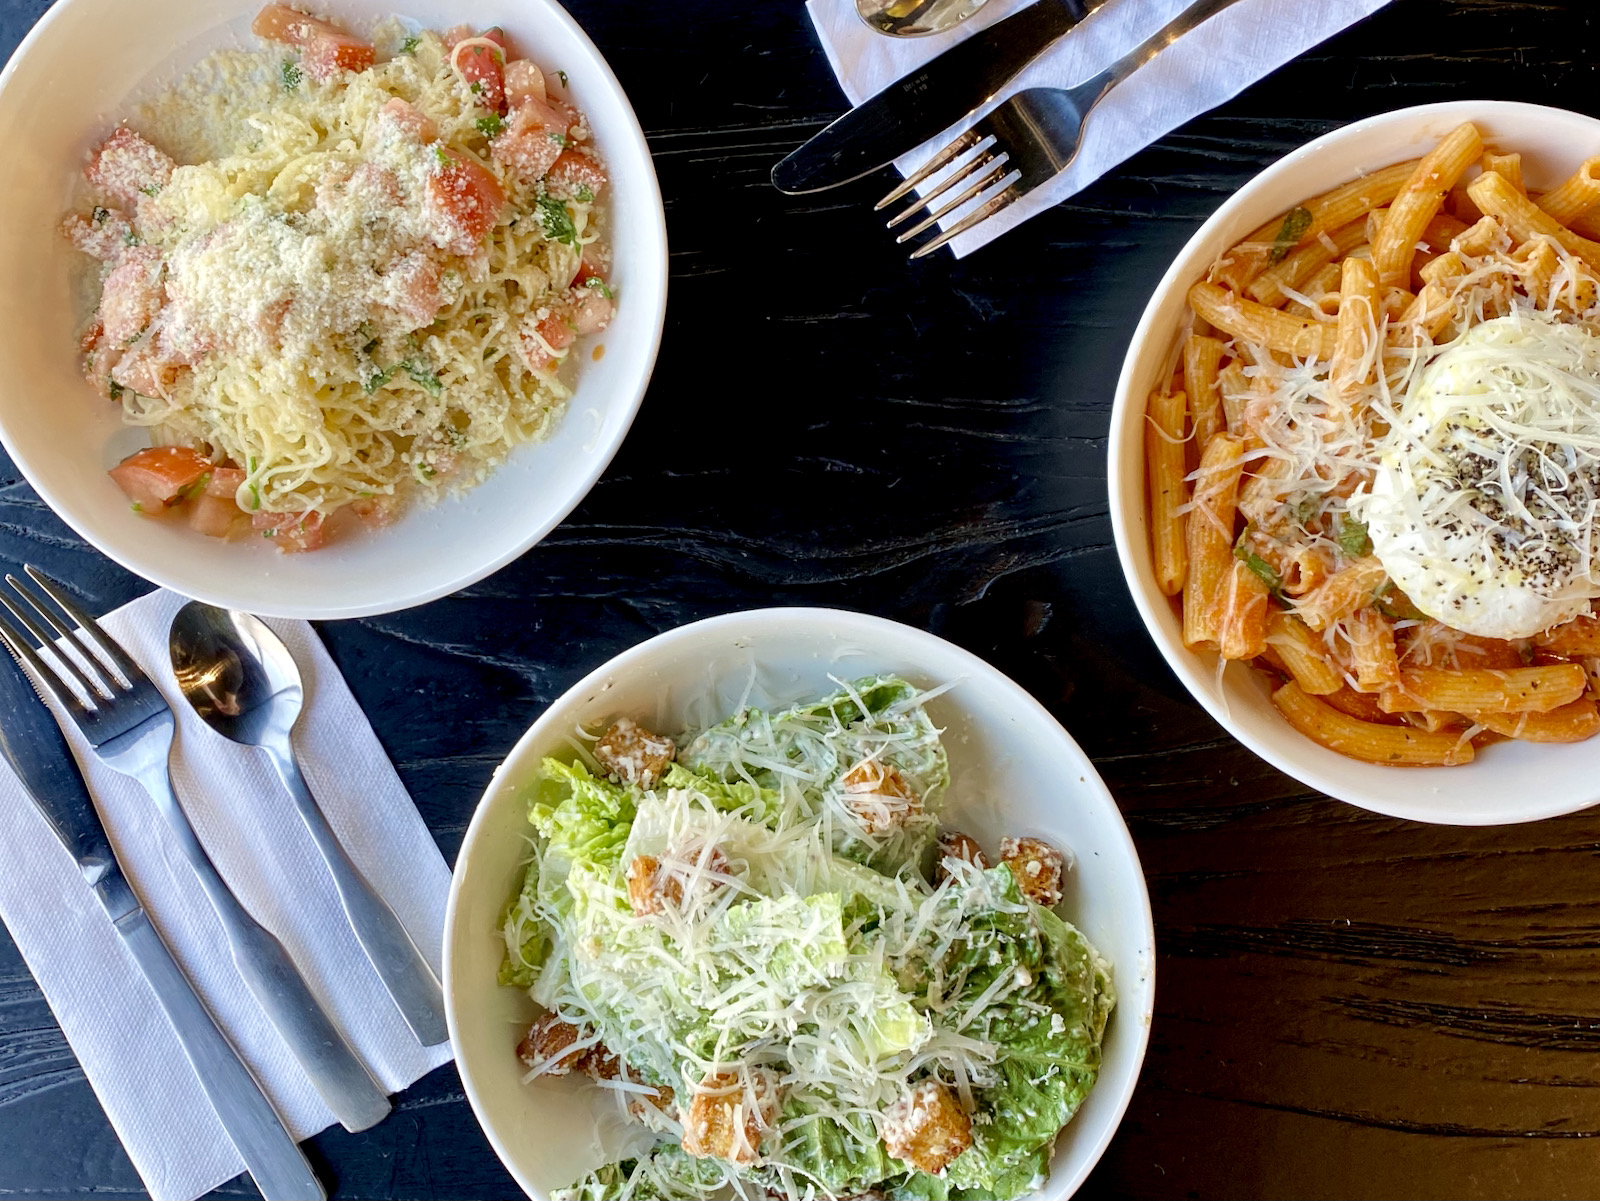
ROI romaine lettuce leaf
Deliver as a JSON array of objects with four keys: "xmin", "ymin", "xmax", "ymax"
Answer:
[{"xmin": 551, "ymin": 1146, "xmax": 729, "ymax": 1201}]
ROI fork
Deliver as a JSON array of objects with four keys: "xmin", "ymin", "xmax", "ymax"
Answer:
[
  {"xmin": 880, "ymin": 0, "xmax": 1245, "ymax": 258},
  {"xmin": 0, "ymin": 567, "xmax": 391, "ymax": 1134}
]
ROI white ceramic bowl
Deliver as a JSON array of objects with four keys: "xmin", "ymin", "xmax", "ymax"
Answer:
[
  {"xmin": 1109, "ymin": 100, "xmax": 1600, "ymax": 826},
  {"xmin": 0, "ymin": 0, "xmax": 666, "ymax": 619},
  {"xmin": 444, "ymin": 608, "xmax": 1156, "ymax": 1200}
]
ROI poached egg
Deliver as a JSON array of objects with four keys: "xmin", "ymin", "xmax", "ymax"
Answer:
[{"xmin": 1359, "ymin": 310, "xmax": 1600, "ymax": 640}]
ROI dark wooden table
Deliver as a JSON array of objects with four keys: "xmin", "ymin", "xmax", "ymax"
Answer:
[{"xmin": 3, "ymin": 0, "xmax": 1600, "ymax": 1197}]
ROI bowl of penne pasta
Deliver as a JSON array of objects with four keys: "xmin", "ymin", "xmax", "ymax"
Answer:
[{"xmin": 1109, "ymin": 100, "xmax": 1600, "ymax": 825}]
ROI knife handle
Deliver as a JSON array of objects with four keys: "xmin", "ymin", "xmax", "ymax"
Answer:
[{"xmin": 114, "ymin": 908, "xmax": 325, "ymax": 1201}]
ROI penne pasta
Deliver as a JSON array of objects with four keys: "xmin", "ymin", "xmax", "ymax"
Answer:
[
  {"xmin": 1182, "ymin": 336, "xmax": 1226, "ymax": 454},
  {"xmin": 1273, "ymin": 681, "xmax": 1474, "ymax": 766},
  {"xmin": 1181, "ymin": 433, "xmax": 1246, "ymax": 650},
  {"xmin": 1465, "ymin": 699, "xmax": 1600, "ymax": 743},
  {"xmin": 1188, "ymin": 281, "xmax": 1332, "ymax": 361},
  {"xmin": 1537, "ymin": 156, "xmax": 1600, "ymax": 226},
  {"xmin": 1533, "ymin": 613, "xmax": 1600, "ymax": 655},
  {"xmin": 1468, "ymin": 169, "xmax": 1600, "ymax": 275},
  {"xmin": 1217, "ymin": 360, "xmax": 1251, "ymax": 437},
  {"xmin": 1371, "ymin": 122, "xmax": 1483, "ymax": 288},
  {"xmin": 1217, "ymin": 560, "xmax": 1272, "ymax": 660},
  {"xmin": 1265, "ymin": 609, "xmax": 1342, "ymax": 694},
  {"xmin": 1379, "ymin": 665, "xmax": 1588, "ymax": 715},
  {"xmin": 1213, "ymin": 159, "xmax": 1419, "ymax": 292},
  {"xmin": 1246, "ymin": 216, "xmax": 1370, "ymax": 307},
  {"xmin": 1145, "ymin": 388, "xmax": 1189, "ymax": 597},
  {"xmin": 1481, "ymin": 150, "xmax": 1525, "ymax": 194},
  {"xmin": 1340, "ymin": 607, "xmax": 1400, "ymax": 692},
  {"xmin": 1328, "ymin": 256, "xmax": 1379, "ymax": 403}
]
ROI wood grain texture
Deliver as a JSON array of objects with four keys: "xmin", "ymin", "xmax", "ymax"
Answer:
[{"xmin": 4, "ymin": 0, "xmax": 1600, "ymax": 1197}]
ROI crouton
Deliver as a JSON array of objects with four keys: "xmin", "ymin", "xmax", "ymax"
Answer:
[
  {"xmin": 999, "ymin": 836, "xmax": 1066, "ymax": 907},
  {"xmin": 594, "ymin": 718, "xmax": 676, "ymax": 787},
  {"xmin": 840, "ymin": 759, "xmax": 922, "ymax": 835},
  {"xmin": 680, "ymin": 1069, "xmax": 776, "ymax": 1165},
  {"xmin": 516, "ymin": 1012, "xmax": 591, "ymax": 1075},
  {"xmin": 933, "ymin": 830, "xmax": 988, "ymax": 884},
  {"xmin": 626, "ymin": 843, "xmax": 729, "ymax": 916},
  {"xmin": 881, "ymin": 1079, "xmax": 973, "ymax": 1174},
  {"xmin": 584, "ymin": 1044, "xmax": 677, "ymax": 1128}
]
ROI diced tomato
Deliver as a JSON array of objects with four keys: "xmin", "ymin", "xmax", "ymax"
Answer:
[
  {"xmin": 188, "ymin": 493, "xmax": 246, "ymax": 538},
  {"xmin": 545, "ymin": 149, "xmax": 606, "ymax": 201},
  {"xmin": 570, "ymin": 252, "xmax": 609, "ymax": 288},
  {"xmin": 86, "ymin": 128, "xmax": 174, "ymax": 210},
  {"xmin": 503, "ymin": 60, "xmax": 545, "ymax": 111},
  {"xmin": 109, "ymin": 446, "xmax": 213, "ymax": 511},
  {"xmin": 349, "ymin": 494, "xmax": 399, "ymax": 526},
  {"xmin": 98, "ymin": 245, "xmax": 165, "ymax": 345},
  {"xmin": 251, "ymin": 6, "xmax": 373, "ymax": 80},
  {"xmin": 205, "ymin": 467, "xmax": 248, "ymax": 499},
  {"xmin": 424, "ymin": 151, "xmax": 505, "ymax": 254},
  {"xmin": 517, "ymin": 310, "xmax": 575, "ymax": 372},
  {"xmin": 253, "ymin": 509, "xmax": 326, "ymax": 553},
  {"xmin": 386, "ymin": 252, "xmax": 442, "ymax": 329},
  {"xmin": 378, "ymin": 96, "xmax": 437, "ymax": 144},
  {"xmin": 490, "ymin": 98, "xmax": 568, "ymax": 184},
  {"xmin": 446, "ymin": 26, "xmax": 508, "ymax": 115},
  {"xmin": 571, "ymin": 292, "xmax": 612, "ymax": 336}
]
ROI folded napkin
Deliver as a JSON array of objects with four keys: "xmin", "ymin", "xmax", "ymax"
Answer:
[
  {"xmin": 0, "ymin": 587, "xmax": 453, "ymax": 1201},
  {"xmin": 808, "ymin": 0, "xmax": 1394, "ymax": 256}
]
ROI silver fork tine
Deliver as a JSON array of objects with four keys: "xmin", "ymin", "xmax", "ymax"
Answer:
[
  {"xmin": 23, "ymin": 567, "xmax": 139, "ymax": 688},
  {"xmin": 5, "ymin": 574, "xmax": 121, "ymax": 698},
  {"xmin": 0, "ymin": 589, "xmax": 111, "ymax": 703},
  {"xmin": 896, "ymin": 162, "xmax": 1016, "ymax": 244},
  {"xmin": 0, "ymin": 610, "xmax": 92, "ymax": 716},
  {"xmin": 885, "ymin": 148, "xmax": 1005, "ymax": 231},
  {"xmin": 911, "ymin": 183, "xmax": 1024, "ymax": 260},
  {"xmin": 876, "ymin": 129, "xmax": 988, "ymax": 211}
]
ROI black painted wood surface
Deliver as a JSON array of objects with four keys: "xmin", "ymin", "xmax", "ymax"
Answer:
[{"xmin": 4, "ymin": 0, "xmax": 1600, "ymax": 1197}]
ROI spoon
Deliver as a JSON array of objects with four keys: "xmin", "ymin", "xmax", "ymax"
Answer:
[
  {"xmin": 170, "ymin": 601, "xmax": 449, "ymax": 1048},
  {"xmin": 857, "ymin": 0, "xmax": 989, "ymax": 36}
]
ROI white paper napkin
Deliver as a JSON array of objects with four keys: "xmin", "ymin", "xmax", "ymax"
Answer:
[
  {"xmin": 808, "ymin": 0, "xmax": 1394, "ymax": 256},
  {"xmin": 0, "ymin": 587, "xmax": 454, "ymax": 1201}
]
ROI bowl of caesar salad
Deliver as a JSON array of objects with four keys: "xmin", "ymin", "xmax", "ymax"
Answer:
[{"xmin": 444, "ymin": 608, "xmax": 1155, "ymax": 1200}]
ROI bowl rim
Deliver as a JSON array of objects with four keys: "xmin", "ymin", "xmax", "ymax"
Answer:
[
  {"xmin": 0, "ymin": 0, "xmax": 669, "ymax": 620},
  {"xmin": 1107, "ymin": 99, "xmax": 1600, "ymax": 826},
  {"xmin": 442, "ymin": 605, "xmax": 1157, "ymax": 1200}
]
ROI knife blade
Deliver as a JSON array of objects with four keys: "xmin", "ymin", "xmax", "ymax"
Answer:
[
  {"xmin": 773, "ymin": 0, "xmax": 1092, "ymax": 194},
  {"xmin": 0, "ymin": 649, "xmax": 324, "ymax": 1201}
]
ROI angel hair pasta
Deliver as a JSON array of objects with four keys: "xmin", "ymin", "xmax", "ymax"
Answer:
[{"xmin": 64, "ymin": 7, "xmax": 615, "ymax": 551}]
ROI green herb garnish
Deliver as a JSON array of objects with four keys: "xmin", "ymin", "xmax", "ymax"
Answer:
[
  {"xmin": 1234, "ymin": 525, "xmax": 1283, "ymax": 594},
  {"xmin": 469, "ymin": 80, "xmax": 482, "ymax": 95},
  {"xmin": 403, "ymin": 359, "xmax": 443, "ymax": 396},
  {"xmin": 247, "ymin": 456, "xmax": 261, "ymax": 511},
  {"xmin": 108, "ymin": 381, "xmax": 123, "ymax": 401},
  {"xmin": 536, "ymin": 195, "xmax": 578, "ymax": 247},
  {"xmin": 1269, "ymin": 206, "xmax": 1312, "ymax": 264},
  {"xmin": 138, "ymin": 185, "xmax": 160, "ymax": 198},
  {"xmin": 1337, "ymin": 516, "xmax": 1372, "ymax": 558},
  {"xmin": 281, "ymin": 58, "xmax": 302, "ymax": 91},
  {"xmin": 91, "ymin": 206, "xmax": 109, "ymax": 225},
  {"xmin": 363, "ymin": 365, "xmax": 397, "ymax": 394},
  {"xmin": 575, "ymin": 183, "xmax": 594, "ymax": 204},
  {"xmin": 399, "ymin": 35, "xmax": 420, "ymax": 54},
  {"xmin": 547, "ymin": 131, "xmax": 568, "ymax": 148},
  {"xmin": 130, "ymin": 502, "xmax": 143, "ymax": 513},
  {"xmin": 475, "ymin": 114, "xmax": 505, "ymax": 138},
  {"xmin": 124, "ymin": 230, "xmax": 141, "ymax": 247},
  {"xmin": 434, "ymin": 145, "xmax": 452, "ymax": 167},
  {"xmin": 556, "ymin": 70, "xmax": 568, "ymax": 87},
  {"xmin": 1373, "ymin": 581, "xmax": 1425, "ymax": 621},
  {"xmin": 585, "ymin": 276, "xmax": 613, "ymax": 299}
]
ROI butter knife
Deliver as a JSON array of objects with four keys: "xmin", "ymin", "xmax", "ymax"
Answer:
[
  {"xmin": 773, "ymin": 0, "xmax": 1094, "ymax": 193},
  {"xmin": 0, "ymin": 647, "xmax": 324, "ymax": 1201}
]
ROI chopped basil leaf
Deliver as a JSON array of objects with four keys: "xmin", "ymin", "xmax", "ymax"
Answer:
[
  {"xmin": 1234, "ymin": 525, "xmax": 1283, "ymax": 593},
  {"xmin": 1373, "ymin": 581, "xmax": 1424, "ymax": 621},
  {"xmin": 433, "ymin": 145, "xmax": 452, "ymax": 167},
  {"xmin": 399, "ymin": 35, "xmax": 420, "ymax": 55},
  {"xmin": 130, "ymin": 502, "xmax": 143, "ymax": 513},
  {"xmin": 138, "ymin": 185, "xmax": 160, "ymax": 197},
  {"xmin": 247, "ymin": 456, "xmax": 262, "ymax": 511},
  {"xmin": 575, "ymin": 183, "xmax": 594, "ymax": 204},
  {"xmin": 281, "ymin": 59, "xmax": 302, "ymax": 91},
  {"xmin": 585, "ymin": 276, "xmax": 613, "ymax": 299},
  {"xmin": 475, "ymin": 114, "xmax": 505, "ymax": 137},
  {"xmin": 108, "ymin": 381, "xmax": 123, "ymax": 401},
  {"xmin": 1269, "ymin": 206, "xmax": 1312, "ymax": 264},
  {"xmin": 91, "ymin": 206, "xmax": 109, "ymax": 225},
  {"xmin": 1337, "ymin": 516, "xmax": 1372, "ymax": 558},
  {"xmin": 557, "ymin": 70, "xmax": 568, "ymax": 86},
  {"xmin": 1291, "ymin": 495, "xmax": 1319, "ymax": 528},
  {"xmin": 548, "ymin": 131, "xmax": 569, "ymax": 148},
  {"xmin": 536, "ymin": 195, "xmax": 578, "ymax": 247},
  {"xmin": 363, "ymin": 365, "xmax": 397, "ymax": 394},
  {"xmin": 469, "ymin": 80, "xmax": 482, "ymax": 94},
  {"xmin": 123, "ymin": 230, "xmax": 141, "ymax": 247},
  {"xmin": 403, "ymin": 359, "xmax": 443, "ymax": 396}
]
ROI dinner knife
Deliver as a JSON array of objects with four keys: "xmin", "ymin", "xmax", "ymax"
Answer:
[
  {"xmin": 0, "ymin": 652, "xmax": 324, "ymax": 1201},
  {"xmin": 773, "ymin": 0, "xmax": 1094, "ymax": 194}
]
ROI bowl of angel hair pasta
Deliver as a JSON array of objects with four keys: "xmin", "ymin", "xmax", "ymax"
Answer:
[
  {"xmin": 0, "ymin": 0, "xmax": 665, "ymax": 618},
  {"xmin": 444, "ymin": 608, "xmax": 1156, "ymax": 1201},
  {"xmin": 1109, "ymin": 100, "xmax": 1600, "ymax": 826}
]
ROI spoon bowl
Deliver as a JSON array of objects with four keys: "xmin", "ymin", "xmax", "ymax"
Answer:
[{"xmin": 857, "ymin": 0, "xmax": 989, "ymax": 36}]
